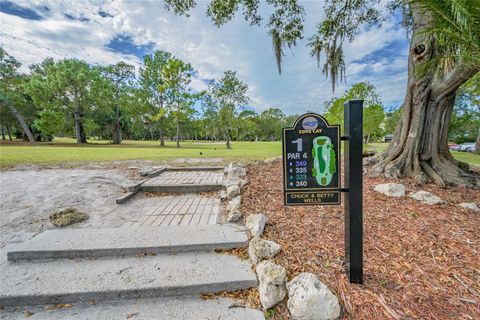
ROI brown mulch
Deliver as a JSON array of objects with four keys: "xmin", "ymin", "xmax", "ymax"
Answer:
[
  {"xmin": 216, "ymin": 247, "xmax": 250, "ymax": 260},
  {"xmin": 201, "ymin": 288, "xmax": 261, "ymax": 309},
  {"xmin": 242, "ymin": 161, "xmax": 480, "ymax": 320}
]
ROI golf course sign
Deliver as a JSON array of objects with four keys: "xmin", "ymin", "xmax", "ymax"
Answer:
[
  {"xmin": 281, "ymin": 100, "xmax": 364, "ymax": 284},
  {"xmin": 282, "ymin": 113, "xmax": 340, "ymax": 205}
]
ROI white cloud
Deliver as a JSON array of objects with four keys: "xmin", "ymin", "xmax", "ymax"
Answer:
[{"xmin": 1, "ymin": 0, "xmax": 410, "ymax": 114}]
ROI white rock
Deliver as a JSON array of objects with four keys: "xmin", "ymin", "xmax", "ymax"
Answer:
[
  {"xmin": 256, "ymin": 260, "xmax": 287, "ymax": 309},
  {"xmin": 259, "ymin": 282, "xmax": 286, "ymax": 310},
  {"xmin": 264, "ymin": 156, "xmax": 282, "ymax": 164},
  {"xmin": 227, "ymin": 163, "xmax": 247, "ymax": 178},
  {"xmin": 287, "ymin": 273, "xmax": 341, "ymax": 320},
  {"xmin": 409, "ymin": 191, "xmax": 445, "ymax": 205},
  {"xmin": 225, "ymin": 176, "xmax": 247, "ymax": 188},
  {"xmin": 227, "ymin": 185, "xmax": 241, "ymax": 200},
  {"xmin": 219, "ymin": 190, "xmax": 227, "ymax": 200},
  {"xmin": 373, "ymin": 183, "xmax": 405, "ymax": 197},
  {"xmin": 256, "ymin": 260, "xmax": 287, "ymax": 285},
  {"xmin": 139, "ymin": 167, "xmax": 153, "ymax": 176},
  {"xmin": 239, "ymin": 178, "xmax": 248, "ymax": 188},
  {"xmin": 224, "ymin": 177, "xmax": 238, "ymax": 187},
  {"xmin": 227, "ymin": 196, "xmax": 241, "ymax": 212},
  {"xmin": 248, "ymin": 237, "xmax": 281, "ymax": 264},
  {"xmin": 458, "ymin": 202, "xmax": 480, "ymax": 212},
  {"xmin": 246, "ymin": 214, "xmax": 267, "ymax": 237},
  {"xmin": 227, "ymin": 208, "xmax": 242, "ymax": 222}
]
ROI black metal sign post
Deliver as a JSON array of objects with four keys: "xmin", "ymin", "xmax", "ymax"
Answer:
[
  {"xmin": 343, "ymin": 100, "xmax": 363, "ymax": 284},
  {"xmin": 282, "ymin": 100, "xmax": 363, "ymax": 284}
]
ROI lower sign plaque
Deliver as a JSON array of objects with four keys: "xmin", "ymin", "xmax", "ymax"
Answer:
[
  {"xmin": 285, "ymin": 191, "xmax": 340, "ymax": 205},
  {"xmin": 282, "ymin": 113, "xmax": 340, "ymax": 206}
]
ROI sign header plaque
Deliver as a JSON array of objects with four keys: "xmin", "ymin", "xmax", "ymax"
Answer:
[{"xmin": 282, "ymin": 113, "xmax": 340, "ymax": 205}]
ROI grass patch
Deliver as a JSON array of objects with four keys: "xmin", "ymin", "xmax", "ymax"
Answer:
[
  {"xmin": 1, "ymin": 139, "xmax": 478, "ymax": 168},
  {"xmin": 0, "ymin": 138, "xmax": 282, "ymax": 168},
  {"xmin": 49, "ymin": 208, "xmax": 88, "ymax": 227}
]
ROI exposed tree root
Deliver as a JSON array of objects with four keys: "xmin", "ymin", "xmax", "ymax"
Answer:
[{"xmin": 367, "ymin": 150, "xmax": 480, "ymax": 188}]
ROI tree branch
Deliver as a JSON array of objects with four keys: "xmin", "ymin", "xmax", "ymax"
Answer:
[{"xmin": 432, "ymin": 64, "xmax": 479, "ymax": 102}]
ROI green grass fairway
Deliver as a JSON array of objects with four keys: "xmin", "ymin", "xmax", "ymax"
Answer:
[
  {"xmin": 0, "ymin": 139, "xmax": 478, "ymax": 168},
  {"xmin": 0, "ymin": 139, "xmax": 282, "ymax": 168}
]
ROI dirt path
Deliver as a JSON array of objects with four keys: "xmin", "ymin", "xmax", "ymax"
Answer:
[{"xmin": 0, "ymin": 168, "xmax": 137, "ymax": 247}]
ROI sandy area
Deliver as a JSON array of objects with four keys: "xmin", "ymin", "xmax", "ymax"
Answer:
[{"xmin": 0, "ymin": 168, "xmax": 138, "ymax": 247}]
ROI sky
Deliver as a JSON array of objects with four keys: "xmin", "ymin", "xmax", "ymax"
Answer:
[{"xmin": 0, "ymin": 0, "xmax": 409, "ymax": 115}]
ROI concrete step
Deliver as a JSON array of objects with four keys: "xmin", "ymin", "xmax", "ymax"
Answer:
[
  {"xmin": 0, "ymin": 295, "xmax": 265, "ymax": 319},
  {"xmin": 7, "ymin": 224, "xmax": 248, "ymax": 261},
  {"xmin": 115, "ymin": 190, "xmax": 138, "ymax": 204},
  {"xmin": 0, "ymin": 252, "xmax": 257, "ymax": 306}
]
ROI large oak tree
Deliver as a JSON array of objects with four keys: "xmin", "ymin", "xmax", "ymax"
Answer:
[
  {"xmin": 101, "ymin": 62, "xmax": 135, "ymax": 144},
  {"xmin": 164, "ymin": 0, "xmax": 480, "ymax": 187},
  {"xmin": 0, "ymin": 48, "xmax": 36, "ymax": 143},
  {"xmin": 27, "ymin": 59, "xmax": 108, "ymax": 144},
  {"xmin": 203, "ymin": 70, "xmax": 249, "ymax": 149},
  {"xmin": 139, "ymin": 51, "xmax": 172, "ymax": 146}
]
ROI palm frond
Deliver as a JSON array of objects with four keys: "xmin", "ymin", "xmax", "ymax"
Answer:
[{"xmin": 413, "ymin": 0, "xmax": 480, "ymax": 74}]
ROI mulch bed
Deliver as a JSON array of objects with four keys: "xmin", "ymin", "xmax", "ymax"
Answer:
[{"xmin": 242, "ymin": 161, "xmax": 480, "ymax": 320}]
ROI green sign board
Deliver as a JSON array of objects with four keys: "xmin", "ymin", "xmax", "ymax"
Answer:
[{"xmin": 282, "ymin": 113, "xmax": 340, "ymax": 205}]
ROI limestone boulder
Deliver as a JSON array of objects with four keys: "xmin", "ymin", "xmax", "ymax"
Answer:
[
  {"xmin": 227, "ymin": 163, "xmax": 247, "ymax": 178},
  {"xmin": 256, "ymin": 260, "xmax": 287, "ymax": 285},
  {"xmin": 219, "ymin": 190, "xmax": 227, "ymax": 200},
  {"xmin": 248, "ymin": 237, "xmax": 281, "ymax": 263},
  {"xmin": 287, "ymin": 273, "xmax": 341, "ymax": 320},
  {"xmin": 256, "ymin": 260, "xmax": 287, "ymax": 309},
  {"xmin": 458, "ymin": 202, "xmax": 480, "ymax": 212},
  {"xmin": 227, "ymin": 185, "xmax": 241, "ymax": 200},
  {"xmin": 227, "ymin": 208, "xmax": 242, "ymax": 222},
  {"xmin": 227, "ymin": 196, "xmax": 241, "ymax": 212},
  {"xmin": 409, "ymin": 191, "xmax": 445, "ymax": 205},
  {"xmin": 246, "ymin": 214, "xmax": 267, "ymax": 237},
  {"xmin": 264, "ymin": 156, "xmax": 282, "ymax": 164},
  {"xmin": 373, "ymin": 183, "xmax": 405, "ymax": 197},
  {"xmin": 139, "ymin": 167, "xmax": 153, "ymax": 176}
]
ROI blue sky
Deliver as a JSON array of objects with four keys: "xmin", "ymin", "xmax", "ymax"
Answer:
[{"xmin": 0, "ymin": 0, "xmax": 409, "ymax": 114}]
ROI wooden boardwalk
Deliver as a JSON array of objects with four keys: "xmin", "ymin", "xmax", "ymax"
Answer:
[
  {"xmin": 146, "ymin": 171, "xmax": 223, "ymax": 185},
  {"xmin": 112, "ymin": 195, "xmax": 221, "ymax": 227},
  {"xmin": 140, "ymin": 170, "xmax": 224, "ymax": 193}
]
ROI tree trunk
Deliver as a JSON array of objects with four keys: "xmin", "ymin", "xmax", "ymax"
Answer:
[
  {"xmin": 6, "ymin": 124, "xmax": 12, "ymax": 140},
  {"xmin": 368, "ymin": 6, "xmax": 479, "ymax": 188},
  {"xmin": 1, "ymin": 125, "xmax": 5, "ymax": 140},
  {"xmin": 4, "ymin": 100, "xmax": 35, "ymax": 144},
  {"xmin": 475, "ymin": 128, "xmax": 480, "ymax": 155},
  {"xmin": 159, "ymin": 117, "xmax": 165, "ymax": 146},
  {"xmin": 364, "ymin": 134, "xmax": 370, "ymax": 145},
  {"xmin": 176, "ymin": 116, "xmax": 180, "ymax": 148},
  {"xmin": 226, "ymin": 129, "xmax": 231, "ymax": 149},
  {"xmin": 112, "ymin": 105, "xmax": 122, "ymax": 144},
  {"xmin": 73, "ymin": 112, "xmax": 87, "ymax": 144}
]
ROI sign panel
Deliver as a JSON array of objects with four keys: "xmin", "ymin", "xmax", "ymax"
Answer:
[{"xmin": 282, "ymin": 113, "xmax": 340, "ymax": 205}]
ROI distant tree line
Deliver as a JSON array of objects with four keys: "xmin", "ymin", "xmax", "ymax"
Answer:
[
  {"xmin": 1, "ymin": 48, "xmax": 478, "ymax": 150},
  {"xmin": 0, "ymin": 48, "xmax": 300, "ymax": 148}
]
